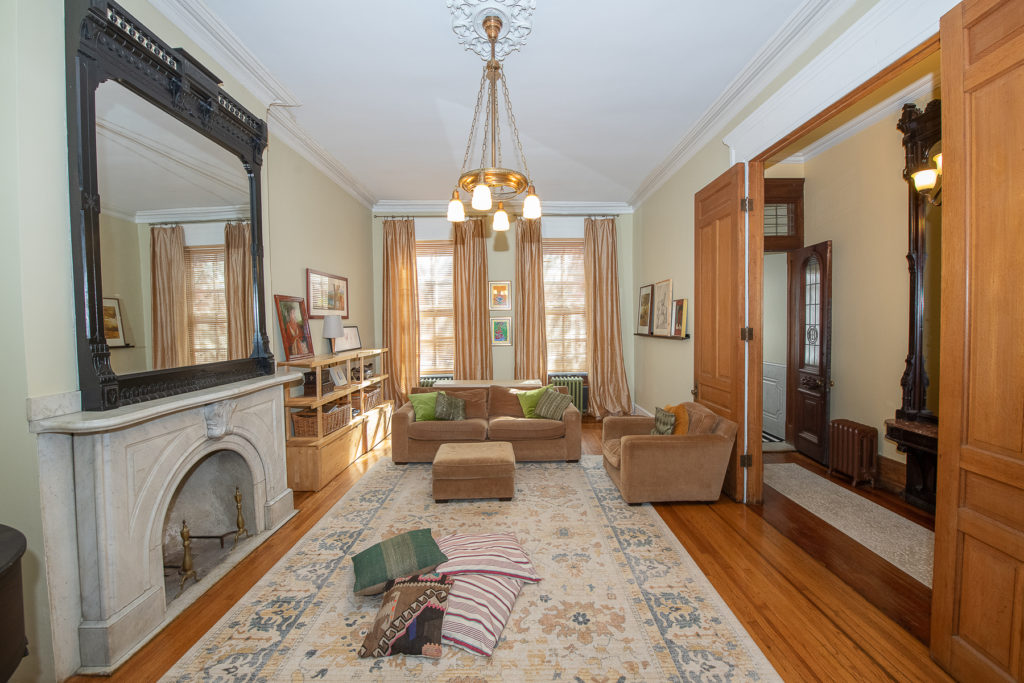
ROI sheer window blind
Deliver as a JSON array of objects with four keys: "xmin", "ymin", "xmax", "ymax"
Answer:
[
  {"xmin": 184, "ymin": 245, "xmax": 228, "ymax": 364},
  {"xmin": 543, "ymin": 238, "xmax": 587, "ymax": 372},
  {"xmin": 416, "ymin": 241, "xmax": 455, "ymax": 374}
]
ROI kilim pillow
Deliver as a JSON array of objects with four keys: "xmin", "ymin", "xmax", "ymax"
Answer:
[
  {"xmin": 358, "ymin": 573, "xmax": 453, "ymax": 658},
  {"xmin": 533, "ymin": 387, "xmax": 573, "ymax": 420},
  {"xmin": 434, "ymin": 391, "xmax": 467, "ymax": 421},
  {"xmin": 435, "ymin": 532, "xmax": 542, "ymax": 582},
  {"xmin": 351, "ymin": 528, "xmax": 448, "ymax": 596},
  {"xmin": 651, "ymin": 406, "xmax": 676, "ymax": 435},
  {"xmin": 443, "ymin": 572, "xmax": 525, "ymax": 657}
]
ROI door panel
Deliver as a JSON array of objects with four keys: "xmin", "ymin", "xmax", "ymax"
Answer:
[
  {"xmin": 762, "ymin": 362, "xmax": 786, "ymax": 438},
  {"xmin": 694, "ymin": 164, "xmax": 746, "ymax": 500},
  {"xmin": 787, "ymin": 241, "xmax": 832, "ymax": 465},
  {"xmin": 933, "ymin": 2, "xmax": 1024, "ymax": 680}
]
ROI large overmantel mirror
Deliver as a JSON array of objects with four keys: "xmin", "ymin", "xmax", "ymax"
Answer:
[{"xmin": 66, "ymin": 0, "xmax": 273, "ymax": 410}]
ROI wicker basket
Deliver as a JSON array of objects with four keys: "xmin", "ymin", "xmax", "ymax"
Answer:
[
  {"xmin": 354, "ymin": 388, "xmax": 382, "ymax": 413},
  {"xmin": 291, "ymin": 402, "xmax": 352, "ymax": 438}
]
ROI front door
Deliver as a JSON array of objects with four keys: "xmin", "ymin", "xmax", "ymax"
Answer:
[{"xmin": 787, "ymin": 241, "xmax": 832, "ymax": 465}]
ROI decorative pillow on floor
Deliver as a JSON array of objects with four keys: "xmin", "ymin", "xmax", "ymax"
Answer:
[
  {"xmin": 351, "ymin": 528, "xmax": 448, "ymax": 596},
  {"xmin": 436, "ymin": 532, "xmax": 542, "ymax": 582},
  {"xmin": 443, "ymin": 572, "xmax": 525, "ymax": 656},
  {"xmin": 533, "ymin": 387, "xmax": 573, "ymax": 420},
  {"xmin": 358, "ymin": 573, "xmax": 453, "ymax": 658},
  {"xmin": 409, "ymin": 391, "xmax": 439, "ymax": 421},
  {"xmin": 651, "ymin": 406, "xmax": 676, "ymax": 435},
  {"xmin": 435, "ymin": 391, "xmax": 467, "ymax": 421}
]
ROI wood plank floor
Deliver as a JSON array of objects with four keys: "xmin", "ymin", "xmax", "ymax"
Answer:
[{"xmin": 69, "ymin": 422, "xmax": 949, "ymax": 682}]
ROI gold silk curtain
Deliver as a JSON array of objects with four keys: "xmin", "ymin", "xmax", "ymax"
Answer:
[
  {"xmin": 151, "ymin": 225, "xmax": 189, "ymax": 369},
  {"xmin": 514, "ymin": 217, "xmax": 547, "ymax": 381},
  {"xmin": 453, "ymin": 218, "xmax": 493, "ymax": 379},
  {"xmin": 224, "ymin": 221, "xmax": 254, "ymax": 360},
  {"xmin": 584, "ymin": 217, "xmax": 632, "ymax": 416},
  {"xmin": 382, "ymin": 219, "xmax": 420, "ymax": 404}
]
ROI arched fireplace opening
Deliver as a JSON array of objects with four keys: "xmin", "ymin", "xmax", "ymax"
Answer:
[{"xmin": 161, "ymin": 449, "xmax": 256, "ymax": 604}]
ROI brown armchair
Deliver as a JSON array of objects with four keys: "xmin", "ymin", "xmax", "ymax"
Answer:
[{"xmin": 601, "ymin": 402, "xmax": 738, "ymax": 503}]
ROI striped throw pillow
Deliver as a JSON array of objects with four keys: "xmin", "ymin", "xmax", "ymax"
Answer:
[
  {"xmin": 435, "ymin": 532, "xmax": 541, "ymax": 582},
  {"xmin": 442, "ymin": 573, "xmax": 524, "ymax": 656},
  {"xmin": 533, "ymin": 387, "xmax": 573, "ymax": 420}
]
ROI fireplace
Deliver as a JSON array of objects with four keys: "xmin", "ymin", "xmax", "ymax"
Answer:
[{"xmin": 30, "ymin": 372, "xmax": 300, "ymax": 674}]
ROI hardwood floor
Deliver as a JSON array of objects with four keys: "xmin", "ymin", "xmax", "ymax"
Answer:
[{"xmin": 69, "ymin": 422, "xmax": 949, "ymax": 682}]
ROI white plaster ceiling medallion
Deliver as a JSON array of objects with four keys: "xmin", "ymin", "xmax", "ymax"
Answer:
[{"xmin": 448, "ymin": 0, "xmax": 535, "ymax": 60}]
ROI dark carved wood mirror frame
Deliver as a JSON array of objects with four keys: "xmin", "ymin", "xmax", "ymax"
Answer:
[{"xmin": 65, "ymin": 0, "xmax": 274, "ymax": 411}]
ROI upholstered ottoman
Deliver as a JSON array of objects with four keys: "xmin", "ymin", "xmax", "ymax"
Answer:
[{"xmin": 432, "ymin": 441, "xmax": 515, "ymax": 503}]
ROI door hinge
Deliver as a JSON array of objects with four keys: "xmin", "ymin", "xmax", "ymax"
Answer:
[
  {"xmin": 740, "ymin": 326, "xmax": 754, "ymax": 341},
  {"xmin": 740, "ymin": 453, "xmax": 753, "ymax": 468},
  {"xmin": 740, "ymin": 196, "xmax": 754, "ymax": 212}
]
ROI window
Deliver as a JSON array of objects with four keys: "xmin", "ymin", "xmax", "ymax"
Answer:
[
  {"xmin": 764, "ymin": 178, "xmax": 804, "ymax": 252},
  {"xmin": 416, "ymin": 241, "xmax": 455, "ymax": 374},
  {"xmin": 543, "ymin": 238, "xmax": 586, "ymax": 372},
  {"xmin": 184, "ymin": 245, "xmax": 228, "ymax": 364}
]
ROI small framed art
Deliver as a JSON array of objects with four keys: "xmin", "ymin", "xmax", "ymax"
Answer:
[
  {"xmin": 672, "ymin": 298, "xmax": 688, "ymax": 337},
  {"xmin": 652, "ymin": 279, "xmax": 673, "ymax": 336},
  {"xmin": 274, "ymin": 294, "xmax": 314, "ymax": 361},
  {"xmin": 636, "ymin": 284, "xmax": 653, "ymax": 333},
  {"xmin": 306, "ymin": 268, "xmax": 348, "ymax": 319},
  {"xmin": 334, "ymin": 325, "xmax": 362, "ymax": 352},
  {"xmin": 489, "ymin": 281, "xmax": 511, "ymax": 310},
  {"xmin": 102, "ymin": 297, "xmax": 127, "ymax": 347},
  {"xmin": 490, "ymin": 317, "xmax": 512, "ymax": 346}
]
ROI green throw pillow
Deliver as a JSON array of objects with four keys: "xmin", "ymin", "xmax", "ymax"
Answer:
[
  {"xmin": 435, "ymin": 392, "xmax": 466, "ymax": 421},
  {"xmin": 351, "ymin": 528, "xmax": 448, "ymax": 596},
  {"xmin": 409, "ymin": 391, "xmax": 439, "ymax": 421},
  {"xmin": 533, "ymin": 387, "xmax": 573, "ymax": 420},
  {"xmin": 516, "ymin": 384, "xmax": 551, "ymax": 418},
  {"xmin": 651, "ymin": 406, "xmax": 676, "ymax": 435}
]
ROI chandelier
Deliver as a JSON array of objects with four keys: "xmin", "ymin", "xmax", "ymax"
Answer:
[{"xmin": 446, "ymin": 14, "xmax": 541, "ymax": 229}]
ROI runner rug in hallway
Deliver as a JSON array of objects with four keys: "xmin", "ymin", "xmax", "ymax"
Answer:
[
  {"xmin": 164, "ymin": 456, "xmax": 779, "ymax": 681},
  {"xmin": 764, "ymin": 462, "xmax": 934, "ymax": 586}
]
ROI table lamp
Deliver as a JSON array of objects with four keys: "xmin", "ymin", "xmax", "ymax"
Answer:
[{"xmin": 322, "ymin": 314, "xmax": 345, "ymax": 354}]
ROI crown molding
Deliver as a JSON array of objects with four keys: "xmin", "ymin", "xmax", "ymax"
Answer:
[
  {"xmin": 724, "ymin": 0, "xmax": 957, "ymax": 164},
  {"xmin": 149, "ymin": 0, "xmax": 377, "ymax": 209},
  {"xmin": 136, "ymin": 205, "xmax": 250, "ymax": 224},
  {"xmin": 630, "ymin": 0, "xmax": 855, "ymax": 207},
  {"xmin": 372, "ymin": 200, "xmax": 634, "ymax": 216},
  {"xmin": 779, "ymin": 75, "xmax": 936, "ymax": 164}
]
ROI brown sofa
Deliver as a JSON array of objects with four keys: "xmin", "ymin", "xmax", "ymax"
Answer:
[
  {"xmin": 392, "ymin": 385, "xmax": 581, "ymax": 463},
  {"xmin": 601, "ymin": 402, "xmax": 738, "ymax": 503}
]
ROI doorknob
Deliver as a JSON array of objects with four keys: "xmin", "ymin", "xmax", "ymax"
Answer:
[
  {"xmin": 691, "ymin": 386, "xmax": 698, "ymax": 398},
  {"xmin": 829, "ymin": 379, "xmax": 835, "ymax": 387}
]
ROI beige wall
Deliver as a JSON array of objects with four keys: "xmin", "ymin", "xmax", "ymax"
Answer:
[
  {"xmin": 763, "ymin": 253, "xmax": 788, "ymax": 365},
  {"xmin": 99, "ymin": 214, "xmax": 149, "ymax": 374}
]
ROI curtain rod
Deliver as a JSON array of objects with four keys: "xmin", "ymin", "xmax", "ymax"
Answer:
[{"xmin": 373, "ymin": 214, "xmax": 621, "ymax": 219}]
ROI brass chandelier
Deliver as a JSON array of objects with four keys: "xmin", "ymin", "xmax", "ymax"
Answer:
[{"xmin": 446, "ymin": 15, "xmax": 540, "ymax": 229}]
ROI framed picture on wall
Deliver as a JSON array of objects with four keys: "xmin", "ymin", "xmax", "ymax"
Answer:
[
  {"xmin": 489, "ymin": 281, "xmax": 511, "ymax": 310},
  {"xmin": 274, "ymin": 294, "xmax": 314, "ymax": 361},
  {"xmin": 490, "ymin": 317, "xmax": 512, "ymax": 346},
  {"xmin": 334, "ymin": 325, "xmax": 361, "ymax": 352},
  {"xmin": 306, "ymin": 268, "xmax": 348, "ymax": 319},
  {"xmin": 672, "ymin": 298, "xmax": 688, "ymax": 337},
  {"xmin": 636, "ymin": 284, "xmax": 653, "ymax": 333},
  {"xmin": 652, "ymin": 279, "xmax": 673, "ymax": 336},
  {"xmin": 102, "ymin": 297, "xmax": 127, "ymax": 347}
]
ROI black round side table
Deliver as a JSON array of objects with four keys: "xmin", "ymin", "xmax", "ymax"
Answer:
[{"xmin": 0, "ymin": 524, "xmax": 28, "ymax": 682}]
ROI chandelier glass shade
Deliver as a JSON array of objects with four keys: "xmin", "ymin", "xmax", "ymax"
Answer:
[{"xmin": 447, "ymin": 15, "xmax": 540, "ymax": 223}]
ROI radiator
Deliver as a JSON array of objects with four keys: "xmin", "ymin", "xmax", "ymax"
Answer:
[
  {"xmin": 419, "ymin": 375, "xmax": 453, "ymax": 388},
  {"xmin": 828, "ymin": 419, "xmax": 878, "ymax": 487},
  {"xmin": 548, "ymin": 373, "xmax": 589, "ymax": 414}
]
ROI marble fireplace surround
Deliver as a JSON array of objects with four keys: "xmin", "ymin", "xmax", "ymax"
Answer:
[{"xmin": 29, "ymin": 371, "xmax": 302, "ymax": 675}]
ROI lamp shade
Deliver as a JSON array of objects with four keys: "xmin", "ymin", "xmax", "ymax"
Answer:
[
  {"xmin": 493, "ymin": 202, "xmax": 510, "ymax": 231},
  {"xmin": 912, "ymin": 168, "xmax": 938, "ymax": 191},
  {"xmin": 522, "ymin": 185, "xmax": 541, "ymax": 219},
  {"xmin": 322, "ymin": 314, "xmax": 345, "ymax": 339},
  {"xmin": 471, "ymin": 183, "xmax": 492, "ymax": 211},
  {"xmin": 447, "ymin": 189, "xmax": 465, "ymax": 222}
]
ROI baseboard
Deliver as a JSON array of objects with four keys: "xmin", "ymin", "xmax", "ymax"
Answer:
[
  {"xmin": 633, "ymin": 404, "xmax": 653, "ymax": 417},
  {"xmin": 876, "ymin": 455, "xmax": 905, "ymax": 494}
]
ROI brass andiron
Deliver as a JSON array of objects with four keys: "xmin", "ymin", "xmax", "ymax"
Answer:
[
  {"xmin": 232, "ymin": 486, "xmax": 250, "ymax": 549},
  {"xmin": 178, "ymin": 520, "xmax": 198, "ymax": 595}
]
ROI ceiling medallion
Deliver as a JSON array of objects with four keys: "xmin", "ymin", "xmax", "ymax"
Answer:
[{"xmin": 447, "ymin": 0, "xmax": 535, "ymax": 60}]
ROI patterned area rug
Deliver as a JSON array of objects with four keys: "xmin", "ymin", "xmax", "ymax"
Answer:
[
  {"xmin": 764, "ymin": 462, "xmax": 934, "ymax": 586},
  {"xmin": 164, "ymin": 456, "xmax": 779, "ymax": 681}
]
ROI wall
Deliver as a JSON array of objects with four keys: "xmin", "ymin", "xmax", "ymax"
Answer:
[
  {"xmin": 100, "ymin": 213, "xmax": 149, "ymax": 374},
  {"xmin": 762, "ymin": 253, "xmax": 788, "ymax": 365}
]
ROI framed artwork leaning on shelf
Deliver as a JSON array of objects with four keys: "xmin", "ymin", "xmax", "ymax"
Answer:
[
  {"xmin": 672, "ymin": 298, "xmax": 688, "ymax": 337},
  {"xmin": 334, "ymin": 325, "xmax": 361, "ymax": 352},
  {"xmin": 274, "ymin": 295, "xmax": 314, "ymax": 361},
  {"xmin": 636, "ymin": 284, "xmax": 653, "ymax": 333},
  {"xmin": 102, "ymin": 297, "xmax": 127, "ymax": 347},
  {"xmin": 652, "ymin": 279, "xmax": 673, "ymax": 336}
]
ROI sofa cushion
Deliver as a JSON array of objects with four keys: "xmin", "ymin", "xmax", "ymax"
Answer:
[
  {"xmin": 408, "ymin": 417, "xmax": 488, "ymax": 441},
  {"xmin": 488, "ymin": 385, "xmax": 525, "ymax": 417},
  {"xmin": 435, "ymin": 392, "xmax": 466, "ymax": 421},
  {"xmin": 411, "ymin": 387, "xmax": 489, "ymax": 420},
  {"xmin": 652, "ymin": 407, "xmax": 676, "ymax": 435},
  {"xmin": 664, "ymin": 404, "xmax": 690, "ymax": 434},
  {"xmin": 602, "ymin": 438, "xmax": 622, "ymax": 468},
  {"xmin": 534, "ymin": 387, "xmax": 573, "ymax": 420},
  {"xmin": 488, "ymin": 416, "xmax": 565, "ymax": 440},
  {"xmin": 516, "ymin": 384, "xmax": 550, "ymax": 418},
  {"xmin": 686, "ymin": 403, "xmax": 718, "ymax": 434},
  {"xmin": 409, "ymin": 391, "xmax": 439, "ymax": 421}
]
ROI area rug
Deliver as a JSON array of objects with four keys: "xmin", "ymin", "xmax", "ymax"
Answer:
[
  {"xmin": 764, "ymin": 462, "xmax": 934, "ymax": 586},
  {"xmin": 163, "ymin": 455, "xmax": 779, "ymax": 681}
]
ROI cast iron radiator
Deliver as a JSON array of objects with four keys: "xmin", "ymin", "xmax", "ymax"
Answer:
[
  {"xmin": 419, "ymin": 375, "xmax": 454, "ymax": 388},
  {"xmin": 548, "ymin": 373, "xmax": 589, "ymax": 414},
  {"xmin": 828, "ymin": 419, "xmax": 878, "ymax": 487}
]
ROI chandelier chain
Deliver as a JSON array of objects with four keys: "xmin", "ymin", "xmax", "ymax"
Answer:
[
  {"xmin": 501, "ymin": 71, "xmax": 530, "ymax": 183},
  {"xmin": 460, "ymin": 69, "xmax": 488, "ymax": 176}
]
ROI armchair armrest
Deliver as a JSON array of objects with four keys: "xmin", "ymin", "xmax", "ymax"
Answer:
[
  {"xmin": 391, "ymin": 402, "xmax": 414, "ymax": 463},
  {"xmin": 561, "ymin": 402, "xmax": 581, "ymax": 461},
  {"xmin": 602, "ymin": 416, "xmax": 656, "ymax": 442},
  {"xmin": 616, "ymin": 433, "xmax": 735, "ymax": 503}
]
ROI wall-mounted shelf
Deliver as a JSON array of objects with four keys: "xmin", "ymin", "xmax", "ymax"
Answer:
[{"xmin": 634, "ymin": 333, "xmax": 691, "ymax": 340}]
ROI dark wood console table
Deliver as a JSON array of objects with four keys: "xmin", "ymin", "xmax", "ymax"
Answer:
[
  {"xmin": 0, "ymin": 524, "xmax": 28, "ymax": 681},
  {"xmin": 884, "ymin": 418, "xmax": 938, "ymax": 513}
]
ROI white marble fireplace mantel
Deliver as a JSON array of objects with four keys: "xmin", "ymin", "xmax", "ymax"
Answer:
[{"xmin": 30, "ymin": 370, "xmax": 303, "ymax": 676}]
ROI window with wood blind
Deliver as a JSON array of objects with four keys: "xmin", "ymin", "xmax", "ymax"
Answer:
[
  {"xmin": 543, "ymin": 238, "xmax": 587, "ymax": 372},
  {"xmin": 416, "ymin": 241, "xmax": 455, "ymax": 374},
  {"xmin": 184, "ymin": 245, "xmax": 228, "ymax": 364}
]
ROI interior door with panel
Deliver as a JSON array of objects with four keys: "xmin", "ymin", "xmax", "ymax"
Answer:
[
  {"xmin": 787, "ymin": 241, "xmax": 832, "ymax": 465},
  {"xmin": 932, "ymin": 1, "xmax": 1024, "ymax": 679}
]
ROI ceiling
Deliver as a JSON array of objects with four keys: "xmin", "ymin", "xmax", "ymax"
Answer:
[{"xmin": 175, "ymin": 1, "xmax": 837, "ymax": 208}]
